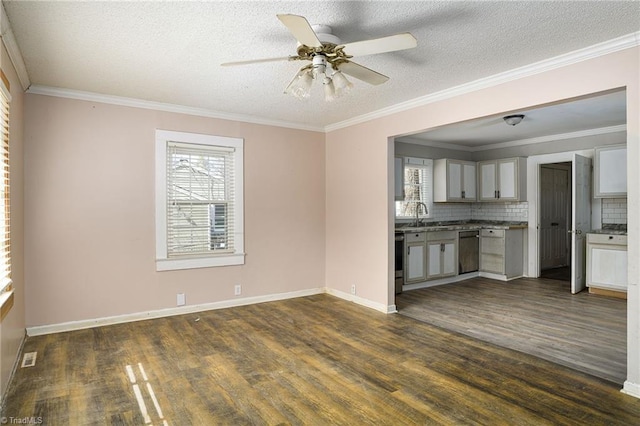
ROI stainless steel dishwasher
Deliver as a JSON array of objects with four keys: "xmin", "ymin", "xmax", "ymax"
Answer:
[{"xmin": 458, "ymin": 230, "xmax": 479, "ymax": 274}]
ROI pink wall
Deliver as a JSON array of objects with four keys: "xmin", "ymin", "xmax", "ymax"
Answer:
[
  {"xmin": 1, "ymin": 43, "xmax": 25, "ymax": 396},
  {"xmin": 24, "ymin": 96, "xmax": 326, "ymax": 326}
]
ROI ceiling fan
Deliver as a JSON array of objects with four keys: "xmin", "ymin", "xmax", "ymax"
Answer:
[{"xmin": 221, "ymin": 14, "xmax": 418, "ymax": 101}]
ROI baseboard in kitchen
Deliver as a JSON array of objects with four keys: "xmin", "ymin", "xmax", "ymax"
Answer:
[
  {"xmin": 403, "ymin": 272, "xmax": 480, "ymax": 292},
  {"xmin": 622, "ymin": 380, "xmax": 640, "ymax": 399}
]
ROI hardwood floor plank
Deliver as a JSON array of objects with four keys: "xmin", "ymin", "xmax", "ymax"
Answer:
[{"xmin": 3, "ymin": 294, "xmax": 640, "ymax": 425}]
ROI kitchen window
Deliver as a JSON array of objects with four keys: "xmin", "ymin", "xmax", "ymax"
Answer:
[
  {"xmin": 396, "ymin": 157, "xmax": 433, "ymax": 219},
  {"xmin": 0, "ymin": 69, "xmax": 12, "ymax": 301},
  {"xmin": 155, "ymin": 130, "xmax": 244, "ymax": 271}
]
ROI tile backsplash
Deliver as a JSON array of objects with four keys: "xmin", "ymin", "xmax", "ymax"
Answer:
[
  {"xmin": 471, "ymin": 202, "xmax": 528, "ymax": 221},
  {"xmin": 602, "ymin": 198, "xmax": 627, "ymax": 224},
  {"xmin": 429, "ymin": 203, "xmax": 472, "ymax": 222},
  {"xmin": 420, "ymin": 201, "xmax": 529, "ymax": 223},
  {"xmin": 402, "ymin": 197, "xmax": 623, "ymax": 225}
]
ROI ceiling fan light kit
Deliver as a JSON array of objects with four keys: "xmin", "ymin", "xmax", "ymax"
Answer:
[{"xmin": 222, "ymin": 14, "xmax": 417, "ymax": 101}]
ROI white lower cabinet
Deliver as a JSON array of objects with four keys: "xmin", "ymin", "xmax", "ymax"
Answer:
[
  {"xmin": 405, "ymin": 232, "xmax": 426, "ymax": 283},
  {"xmin": 479, "ymin": 229, "xmax": 524, "ymax": 279},
  {"xmin": 426, "ymin": 231, "xmax": 458, "ymax": 279},
  {"xmin": 586, "ymin": 233, "xmax": 627, "ymax": 291}
]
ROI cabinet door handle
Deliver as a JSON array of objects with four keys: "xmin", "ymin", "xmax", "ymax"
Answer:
[
  {"xmin": 497, "ymin": 190, "xmax": 500, "ymax": 199},
  {"xmin": 494, "ymin": 190, "xmax": 498, "ymax": 198},
  {"xmin": 441, "ymin": 243, "xmax": 445, "ymax": 252},
  {"xmin": 462, "ymin": 190, "xmax": 465, "ymax": 199},
  {"xmin": 407, "ymin": 246, "xmax": 410, "ymax": 255}
]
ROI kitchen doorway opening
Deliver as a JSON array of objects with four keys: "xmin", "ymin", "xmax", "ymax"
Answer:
[{"xmin": 539, "ymin": 162, "xmax": 571, "ymax": 282}]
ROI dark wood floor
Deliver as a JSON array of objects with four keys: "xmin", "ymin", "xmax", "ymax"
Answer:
[
  {"xmin": 4, "ymin": 294, "xmax": 640, "ymax": 425},
  {"xmin": 396, "ymin": 276, "xmax": 626, "ymax": 384}
]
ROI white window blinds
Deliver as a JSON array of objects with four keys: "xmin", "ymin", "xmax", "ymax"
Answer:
[
  {"xmin": 396, "ymin": 158, "xmax": 433, "ymax": 219},
  {"xmin": 0, "ymin": 70, "xmax": 11, "ymax": 291},
  {"xmin": 166, "ymin": 142, "xmax": 235, "ymax": 257}
]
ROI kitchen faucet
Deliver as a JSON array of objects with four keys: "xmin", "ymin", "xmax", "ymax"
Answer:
[{"xmin": 414, "ymin": 202, "xmax": 428, "ymax": 227}]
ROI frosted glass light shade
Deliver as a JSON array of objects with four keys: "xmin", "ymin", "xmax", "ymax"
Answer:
[{"xmin": 332, "ymin": 71, "xmax": 353, "ymax": 97}]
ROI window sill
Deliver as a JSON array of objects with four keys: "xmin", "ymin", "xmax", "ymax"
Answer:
[
  {"xmin": 0, "ymin": 290, "xmax": 14, "ymax": 321},
  {"xmin": 156, "ymin": 253, "xmax": 245, "ymax": 272}
]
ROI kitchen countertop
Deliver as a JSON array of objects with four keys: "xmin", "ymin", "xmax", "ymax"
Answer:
[
  {"xmin": 395, "ymin": 220, "xmax": 528, "ymax": 233},
  {"xmin": 589, "ymin": 229, "xmax": 627, "ymax": 236}
]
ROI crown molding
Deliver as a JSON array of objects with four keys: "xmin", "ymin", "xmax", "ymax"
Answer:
[
  {"xmin": 26, "ymin": 85, "xmax": 325, "ymax": 133},
  {"xmin": 399, "ymin": 124, "xmax": 626, "ymax": 152},
  {"xmin": 397, "ymin": 137, "xmax": 473, "ymax": 152},
  {"xmin": 470, "ymin": 124, "xmax": 626, "ymax": 152},
  {"xmin": 0, "ymin": 3, "xmax": 30, "ymax": 91},
  {"xmin": 325, "ymin": 31, "xmax": 640, "ymax": 133}
]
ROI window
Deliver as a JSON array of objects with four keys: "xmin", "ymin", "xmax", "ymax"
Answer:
[
  {"xmin": 395, "ymin": 157, "xmax": 433, "ymax": 219},
  {"xmin": 155, "ymin": 130, "xmax": 244, "ymax": 271},
  {"xmin": 0, "ymin": 69, "xmax": 11, "ymax": 296}
]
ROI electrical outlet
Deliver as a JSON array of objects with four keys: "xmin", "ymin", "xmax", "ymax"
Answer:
[
  {"xmin": 234, "ymin": 284, "xmax": 241, "ymax": 296},
  {"xmin": 350, "ymin": 284, "xmax": 356, "ymax": 295},
  {"xmin": 177, "ymin": 293, "xmax": 186, "ymax": 306}
]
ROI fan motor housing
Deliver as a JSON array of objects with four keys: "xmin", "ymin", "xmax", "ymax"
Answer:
[{"xmin": 311, "ymin": 24, "xmax": 341, "ymax": 45}]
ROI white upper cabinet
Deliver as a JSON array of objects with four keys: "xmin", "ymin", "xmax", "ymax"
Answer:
[
  {"xmin": 478, "ymin": 158, "xmax": 527, "ymax": 202},
  {"xmin": 594, "ymin": 144, "xmax": 627, "ymax": 198},
  {"xmin": 434, "ymin": 159, "xmax": 477, "ymax": 202}
]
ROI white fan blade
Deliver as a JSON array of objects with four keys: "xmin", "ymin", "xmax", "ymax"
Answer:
[
  {"xmin": 277, "ymin": 14, "xmax": 322, "ymax": 48},
  {"xmin": 338, "ymin": 61, "xmax": 389, "ymax": 85},
  {"xmin": 221, "ymin": 56, "xmax": 295, "ymax": 67},
  {"xmin": 341, "ymin": 33, "xmax": 417, "ymax": 57}
]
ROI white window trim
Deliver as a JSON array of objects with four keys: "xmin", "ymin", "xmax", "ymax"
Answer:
[{"xmin": 155, "ymin": 130, "xmax": 244, "ymax": 271}]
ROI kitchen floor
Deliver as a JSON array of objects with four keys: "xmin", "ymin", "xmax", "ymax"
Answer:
[{"xmin": 396, "ymin": 276, "xmax": 626, "ymax": 384}]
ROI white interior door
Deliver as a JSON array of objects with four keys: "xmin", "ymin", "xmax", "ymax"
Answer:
[{"xmin": 571, "ymin": 154, "xmax": 592, "ymax": 294}]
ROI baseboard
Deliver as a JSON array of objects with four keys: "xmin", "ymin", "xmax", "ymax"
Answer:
[
  {"xmin": 325, "ymin": 288, "xmax": 395, "ymax": 314},
  {"xmin": 403, "ymin": 272, "xmax": 479, "ymax": 292},
  {"xmin": 27, "ymin": 287, "xmax": 325, "ymax": 336},
  {"xmin": 0, "ymin": 330, "xmax": 26, "ymax": 411},
  {"xmin": 479, "ymin": 272, "xmax": 523, "ymax": 281},
  {"xmin": 622, "ymin": 380, "xmax": 640, "ymax": 399}
]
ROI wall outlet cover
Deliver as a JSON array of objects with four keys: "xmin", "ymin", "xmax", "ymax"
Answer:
[{"xmin": 177, "ymin": 293, "xmax": 186, "ymax": 306}]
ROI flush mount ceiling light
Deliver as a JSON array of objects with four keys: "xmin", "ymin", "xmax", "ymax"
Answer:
[
  {"xmin": 503, "ymin": 114, "xmax": 525, "ymax": 126},
  {"xmin": 222, "ymin": 14, "xmax": 417, "ymax": 102}
]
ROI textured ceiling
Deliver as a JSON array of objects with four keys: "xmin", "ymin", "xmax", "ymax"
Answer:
[
  {"xmin": 3, "ymin": 1, "xmax": 640, "ymax": 130},
  {"xmin": 402, "ymin": 89, "xmax": 628, "ymax": 148}
]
